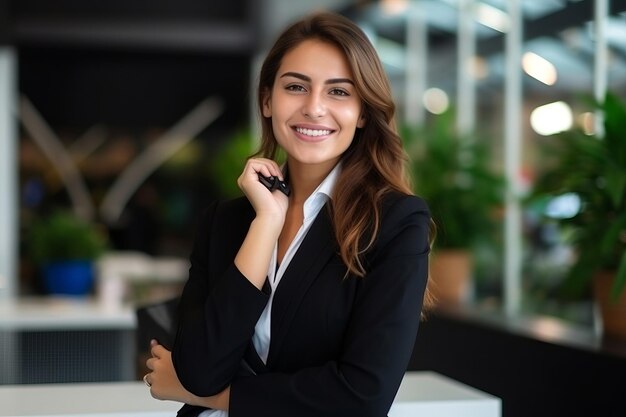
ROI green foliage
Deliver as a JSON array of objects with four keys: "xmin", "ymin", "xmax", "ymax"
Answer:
[
  {"xmin": 210, "ymin": 129, "xmax": 256, "ymax": 198},
  {"xmin": 28, "ymin": 211, "xmax": 107, "ymax": 264},
  {"xmin": 210, "ymin": 128, "xmax": 287, "ymax": 199},
  {"xmin": 530, "ymin": 93, "xmax": 626, "ymax": 300},
  {"xmin": 402, "ymin": 110, "xmax": 505, "ymax": 250}
]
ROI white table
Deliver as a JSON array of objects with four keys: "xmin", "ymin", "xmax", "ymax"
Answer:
[
  {"xmin": 390, "ymin": 371, "xmax": 501, "ymax": 417},
  {"xmin": 0, "ymin": 371, "xmax": 500, "ymax": 417}
]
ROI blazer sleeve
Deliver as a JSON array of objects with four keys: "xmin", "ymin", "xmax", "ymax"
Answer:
[
  {"xmin": 228, "ymin": 195, "xmax": 431, "ymax": 417},
  {"xmin": 172, "ymin": 201, "xmax": 270, "ymax": 396}
]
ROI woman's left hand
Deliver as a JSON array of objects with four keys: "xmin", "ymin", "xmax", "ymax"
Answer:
[
  {"xmin": 145, "ymin": 340, "xmax": 230, "ymax": 410},
  {"xmin": 145, "ymin": 340, "xmax": 193, "ymax": 404}
]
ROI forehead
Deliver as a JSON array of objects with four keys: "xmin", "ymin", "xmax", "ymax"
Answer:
[{"xmin": 278, "ymin": 39, "xmax": 354, "ymax": 78}]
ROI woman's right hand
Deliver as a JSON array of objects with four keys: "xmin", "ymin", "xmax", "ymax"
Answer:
[
  {"xmin": 234, "ymin": 158, "xmax": 288, "ymax": 288},
  {"xmin": 237, "ymin": 158, "xmax": 289, "ymax": 222}
]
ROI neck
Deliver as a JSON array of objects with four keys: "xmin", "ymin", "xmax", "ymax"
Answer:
[{"xmin": 286, "ymin": 158, "xmax": 338, "ymax": 204}]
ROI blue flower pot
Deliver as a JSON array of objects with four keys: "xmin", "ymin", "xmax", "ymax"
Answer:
[{"xmin": 42, "ymin": 261, "xmax": 94, "ymax": 296}]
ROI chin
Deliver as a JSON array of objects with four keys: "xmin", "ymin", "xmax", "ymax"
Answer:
[{"xmin": 289, "ymin": 152, "xmax": 341, "ymax": 167}]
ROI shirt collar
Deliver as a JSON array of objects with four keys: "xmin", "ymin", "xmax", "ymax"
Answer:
[{"xmin": 302, "ymin": 162, "xmax": 341, "ymax": 221}]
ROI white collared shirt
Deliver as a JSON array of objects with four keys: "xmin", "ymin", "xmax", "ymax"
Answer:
[{"xmin": 199, "ymin": 163, "xmax": 340, "ymax": 417}]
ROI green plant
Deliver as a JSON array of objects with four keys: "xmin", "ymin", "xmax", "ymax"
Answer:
[
  {"xmin": 530, "ymin": 93, "xmax": 626, "ymax": 300},
  {"xmin": 28, "ymin": 211, "xmax": 107, "ymax": 265},
  {"xmin": 402, "ymin": 110, "xmax": 505, "ymax": 250},
  {"xmin": 209, "ymin": 129, "xmax": 255, "ymax": 198},
  {"xmin": 210, "ymin": 128, "xmax": 287, "ymax": 198}
]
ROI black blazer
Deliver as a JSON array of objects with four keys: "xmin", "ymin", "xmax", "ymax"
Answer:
[{"xmin": 172, "ymin": 192, "xmax": 430, "ymax": 417}]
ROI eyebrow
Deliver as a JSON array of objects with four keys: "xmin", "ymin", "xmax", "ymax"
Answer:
[{"xmin": 280, "ymin": 71, "xmax": 354, "ymax": 86}]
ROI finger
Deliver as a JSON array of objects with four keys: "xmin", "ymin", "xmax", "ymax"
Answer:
[
  {"xmin": 269, "ymin": 161, "xmax": 284, "ymax": 181},
  {"xmin": 248, "ymin": 160, "xmax": 273, "ymax": 179},
  {"xmin": 146, "ymin": 357, "xmax": 155, "ymax": 371},
  {"xmin": 150, "ymin": 388, "xmax": 161, "ymax": 400},
  {"xmin": 150, "ymin": 344, "xmax": 162, "ymax": 359},
  {"xmin": 246, "ymin": 158, "xmax": 283, "ymax": 180},
  {"xmin": 149, "ymin": 383, "xmax": 160, "ymax": 399},
  {"xmin": 261, "ymin": 159, "xmax": 284, "ymax": 181},
  {"xmin": 150, "ymin": 339, "xmax": 158, "ymax": 347}
]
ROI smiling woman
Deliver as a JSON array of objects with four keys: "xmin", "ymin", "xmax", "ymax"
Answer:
[
  {"xmin": 144, "ymin": 11, "xmax": 434, "ymax": 417},
  {"xmin": 262, "ymin": 39, "xmax": 365, "ymax": 173}
]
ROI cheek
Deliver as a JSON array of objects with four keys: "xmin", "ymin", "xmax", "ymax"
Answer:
[
  {"xmin": 271, "ymin": 116, "xmax": 292, "ymax": 148},
  {"xmin": 269, "ymin": 96, "xmax": 295, "ymax": 126},
  {"xmin": 340, "ymin": 105, "xmax": 363, "ymax": 127},
  {"xmin": 271, "ymin": 117, "xmax": 283, "ymax": 139}
]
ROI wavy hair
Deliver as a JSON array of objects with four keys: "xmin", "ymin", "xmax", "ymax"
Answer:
[{"xmin": 255, "ymin": 12, "xmax": 434, "ymax": 313}]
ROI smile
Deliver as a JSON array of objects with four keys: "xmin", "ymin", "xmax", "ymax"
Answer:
[{"xmin": 294, "ymin": 127, "xmax": 334, "ymax": 137}]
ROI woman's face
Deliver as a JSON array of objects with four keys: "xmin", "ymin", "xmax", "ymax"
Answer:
[{"xmin": 263, "ymin": 39, "xmax": 365, "ymax": 171}]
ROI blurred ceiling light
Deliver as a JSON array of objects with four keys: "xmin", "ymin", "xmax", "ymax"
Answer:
[
  {"xmin": 530, "ymin": 101, "xmax": 573, "ymax": 136},
  {"xmin": 380, "ymin": 0, "xmax": 409, "ymax": 16},
  {"xmin": 423, "ymin": 88, "xmax": 449, "ymax": 114},
  {"xmin": 475, "ymin": 2, "xmax": 510, "ymax": 33},
  {"xmin": 522, "ymin": 52, "xmax": 558, "ymax": 85},
  {"xmin": 579, "ymin": 112, "xmax": 595, "ymax": 136}
]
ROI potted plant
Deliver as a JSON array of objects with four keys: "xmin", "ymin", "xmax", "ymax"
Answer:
[
  {"xmin": 28, "ymin": 210, "xmax": 107, "ymax": 296},
  {"xmin": 403, "ymin": 110, "xmax": 505, "ymax": 305},
  {"xmin": 530, "ymin": 93, "xmax": 626, "ymax": 339}
]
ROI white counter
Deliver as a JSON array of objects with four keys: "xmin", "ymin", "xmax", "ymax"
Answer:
[
  {"xmin": 0, "ymin": 297, "xmax": 135, "ymax": 331},
  {"xmin": 390, "ymin": 371, "xmax": 501, "ymax": 417},
  {"xmin": 0, "ymin": 371, "xmax": 500, "ymax": 417},
  {"xmin": 0, "ymin": 381, "xmax": 179, "ymax": 417}
]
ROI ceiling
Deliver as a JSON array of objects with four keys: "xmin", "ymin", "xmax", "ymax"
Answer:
[
  {"xmin": 9, "ymin": 0, "xmax": 625, "ymax": 96},
  {"xmin": 329, "ymin": 0, "xmax": 626, "ymax": 101},
  {"xmin": 5, "ymin": 0, "xmax": 626, "ymax": 124}
]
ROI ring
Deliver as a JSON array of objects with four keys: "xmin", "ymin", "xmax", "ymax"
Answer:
[{"xmin": 143, "ymin": 374, "xmax": 152, "ymax": 388}]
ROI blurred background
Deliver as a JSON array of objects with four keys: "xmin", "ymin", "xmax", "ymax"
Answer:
[{"xmin": 1, "ymin": 1, "xmax": 626, "ymax": 413}]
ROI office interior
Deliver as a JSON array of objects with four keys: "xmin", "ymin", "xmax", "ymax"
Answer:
[{"xmin": 1, "ymin": 1, "xmax": 625, "ymax": 416}]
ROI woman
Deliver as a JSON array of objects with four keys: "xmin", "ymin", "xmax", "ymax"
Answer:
[{"xmin": 145, "ymin": 11, "xmax": 433, "ymax": 417}]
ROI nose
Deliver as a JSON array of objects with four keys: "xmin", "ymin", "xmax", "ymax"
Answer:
[{"xmin": 302, "ymin": 91, "xmax": 326, "ymax": 118}]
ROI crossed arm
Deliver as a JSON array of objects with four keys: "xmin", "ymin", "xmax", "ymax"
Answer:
[{"xmin": 145, "ymin": 339, "xmax": 230, "ymax": 411}]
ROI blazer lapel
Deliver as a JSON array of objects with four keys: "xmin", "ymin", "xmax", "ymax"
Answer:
[
  {"xmin": 241, "ymin": 340, "xmax": 268, "ymax": 375},
  {"xmin": 266, "ymin": 205, "xmax": 337, "ymax": 366}
]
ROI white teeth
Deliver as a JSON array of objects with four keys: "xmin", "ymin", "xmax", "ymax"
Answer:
[{"xmin": 295, "ymin": 127, "xmax": 331, "ymax": 137}]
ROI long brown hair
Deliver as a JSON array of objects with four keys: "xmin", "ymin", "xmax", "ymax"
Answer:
[{"xmin": 255, "ymin": 12, "xmax": 434, "ymax": 312}]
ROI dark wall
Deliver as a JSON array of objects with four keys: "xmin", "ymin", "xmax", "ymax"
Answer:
[
  {"xmin": 9, "ymin": 0, "xmax": 248, "ymax": 23},
  {"xmin": 0, "ymin": 1, "xmax": 8, "ymax": 44},
  {"xmin": 409, "ymin": 309, "xmax": 626, "ymax": 417},
  {"xmin": 19, "ymin": 46, "xmax": 249, "ymax": 129},
  {"xmin": 9, "ymin": 0, "xmax": 255, "ymax": 129}
]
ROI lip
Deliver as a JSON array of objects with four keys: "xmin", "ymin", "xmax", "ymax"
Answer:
[{"xmin": 291, "ymin": 124, "xmax": 336, "ymax": 142}]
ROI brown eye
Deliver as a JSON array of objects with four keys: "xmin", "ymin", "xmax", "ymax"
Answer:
[
  {"xmin": 329, "ymin": 88, "xmax": 349, "ymax": 96},
  {"xmin": 286, "ymin": 84, "xmax": 307, "ymax": 92}
]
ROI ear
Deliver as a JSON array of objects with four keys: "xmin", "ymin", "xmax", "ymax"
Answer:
[
  {"xmin": 356, "ymin": 111, "xmax": 366, "ymax": 128},
  {"xmin": 262, "ymin": 89, "xmax": 272, "ymax": 118}
]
